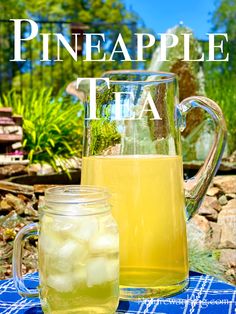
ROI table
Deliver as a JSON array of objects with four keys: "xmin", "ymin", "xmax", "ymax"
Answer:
[{"xmin": 0, "ymin": 272, "xmax": 236, "ymax": 313}]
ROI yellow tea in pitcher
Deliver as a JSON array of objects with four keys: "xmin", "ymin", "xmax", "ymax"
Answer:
[{"xmin": 82, "ymin": 155, "xmax": 188, "ymax": 298}]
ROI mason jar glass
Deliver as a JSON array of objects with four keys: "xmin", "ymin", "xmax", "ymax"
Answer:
[{"xmin": 13, "ymin": 186, "xmax": 119, "ymax": 314}]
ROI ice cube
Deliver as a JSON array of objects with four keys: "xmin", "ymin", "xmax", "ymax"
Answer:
[
  {"xmin": 74, "ymin": 241, "xmax": 89, "ymax": 264},
  {"xmin": 41, "ymin": 215, "xmax": 53, "ymax": 229},
  {"xmin": 50, "ymin": 258, "xmax": 72, "ymax": 273},
  {"xmin": 89, "ymin": 234, "xmax": 119, "ymax": 253},
  {"xmin": 45, "ymin": 241, "xmax": 88, "ymax": 275},
  {"xmin": 86, "ymin": 257, "xmax": 108, "ymax": 287},
  {"xmin": 47, "ymin": 274, "xmax": 73, "ymax": 292},
  {"xmin": 39, "ymin": 231, "xmax": 61, "ymax": 256},
  {"xmin": 86, "ymin": 257, "xmax": 119, "ymax": 287},
  {"xmin": 106, "ymin": 259, "xmax": 119, "ymax": 281},
  {"xmin": 99, "ymin": 215, "xmax": 118, "ymax": 233},
  {"xmin": 73, "ymin": 216, "xmax": 99, "ymax": 242},
  {"xmin": 73, "ymin": 266, "xmax": 87, "ymax": 284},
  {"xmin": 53, "ymin": 240, "xmax": 88, "ymax": 270},
  {"xmin": 57, "ymin": 240, "xmax": 78, "ymax": 260},
  {"xmin": 40, "ymin": 216, "xmax": 69, "ymax": 255},
  {"xmin": 53, "ymin": 216, "xmax": 77, "ymax": 233}
]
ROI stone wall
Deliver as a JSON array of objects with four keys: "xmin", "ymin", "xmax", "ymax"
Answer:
[
  {"xmin": 1, "ymin": 175, "xmax": 236, "ymax": 282},
  {"xmin": 190, "ymin": 175, "xmax": 236, "ymax": 283}
]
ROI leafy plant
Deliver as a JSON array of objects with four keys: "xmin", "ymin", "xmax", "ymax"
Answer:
[
  {"xmin": 89, "ymin": 119, "xmax": 121, "ymax": 155},
  {"xmin": 0, "ymin": 88, "xmax": 84, "ymax": 172},
  {"xmin": 204, "ymin": 71, "xmax": 236, "ymax": 153},
  {"xmin": 0, "ymin": 0, "xmax": 148, "ymax": 94},
  {"xmin": 188, "ymin": 222, "xmax": 226, "ymax": 280},
  {"xmin": 189, "ymin": 244, "xmax": 226, "ymax": 280},
  {"xmin": 87, "ymin": 87, "xmax": 121, "ymax": 155}
]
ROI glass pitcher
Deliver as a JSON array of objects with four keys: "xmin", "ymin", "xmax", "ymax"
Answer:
[{"xmin": 80, "ymin": 70, "xmax": 227, "ymax": 299}]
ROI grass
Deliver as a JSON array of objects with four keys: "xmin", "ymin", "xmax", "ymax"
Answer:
[
  {"xmin": 189, "ymin": 244, "xmax": 226, "ymax": 280},
  {"xmin": 0, "ymin": 88, "xmax": 84, "ymax": 172},
  {"xmin": 188, "ymin": 222, "xmax": 226, "ymax": 280},
  {"xmin": 205, "ymin": 71, "xmax": 236, "ymax": 154}
]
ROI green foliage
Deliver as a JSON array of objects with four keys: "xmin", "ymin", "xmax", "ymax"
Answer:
[
  {"xmin": 211, "ymin": 0, "xmax": 236, "ymax": 69},
  {"xmin": 212, "ymin": 0, "xmax": 236, "ymax": 39},
  {"xmin": 87, "ymin": 87, "xmax": 121, "ymax": 155},
  {"xmin": 0, "ymin": 88, "xmax": 84, "ymax": 171},
  {"xmin": 205, "ymin": 1, "xmax": 236, "ymax": 152},
  {"xmin": 22, "ymin": 0, "xmax": 133, "ymax": 24},
  {"xmin": 205, "ymin": 71, "xmax": 236, "ymax": 153},
  {"xmin": 0, "ymin": 0, "xmax": 150, "ymax": 93},
  {"xmin": 12, "ymin": 53, "xmax": 133, "ymax": 94},
  {"xmin": 0, "ymin": 0, "xmax": 134, "ymax": 23},
  {"xmin": 189, "ymin": 244, "xmax": 226, "ymax": 280},
  {"xmin": 188, "ymin": 222, "xmax": 226, "ymax": 280},
  {"xmin": 0, "ymin": 0, "xmax": 25, "ymax": 19},
  {"xmin": 89, "ymin": 119, "xmax": 121, "ymax": 155}
]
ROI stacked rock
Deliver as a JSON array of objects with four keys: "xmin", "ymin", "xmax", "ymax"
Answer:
[{"xmin": 191, "ymin": 175, "xmax": 236, "ymax": 283}]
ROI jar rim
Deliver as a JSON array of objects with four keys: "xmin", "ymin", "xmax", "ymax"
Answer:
[{"xmin": 44, "ymin": 185, "xmax": 110, "ymax": 205}]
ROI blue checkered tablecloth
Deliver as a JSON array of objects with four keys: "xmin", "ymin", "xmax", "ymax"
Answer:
[{"xmin": 0, "ymin": 271, "xmax": 236, "ymax": 313}]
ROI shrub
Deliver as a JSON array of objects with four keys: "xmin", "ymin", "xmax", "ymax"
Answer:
[
  {"xmin": 205, "ymin": 71, "xmax": 236, "ymax": 154},
  {"xmin": 0, "ymin": 88, "xmax": 84, "ymax": 172}
]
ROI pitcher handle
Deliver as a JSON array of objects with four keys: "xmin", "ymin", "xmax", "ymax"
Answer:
[
  {"xmin": 12, "ymin": 223, "xmax": 39, "ymax": 297},
  {"xmin": 176, "ymin": 96, "xmax": 227, "ymax": 219}
]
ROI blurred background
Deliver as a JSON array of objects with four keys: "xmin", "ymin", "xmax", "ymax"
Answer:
[{"xmin": 0, "ymin": 0, "xmax": 235, "ymax": 170}]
